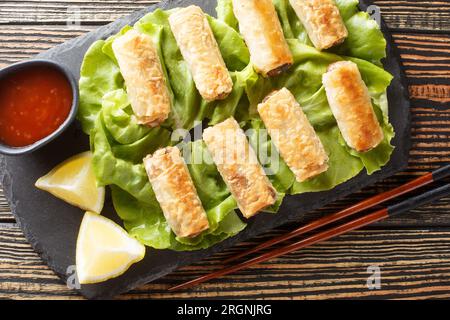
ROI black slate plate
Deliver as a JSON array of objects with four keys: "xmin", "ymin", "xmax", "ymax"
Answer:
[{"xmin": 0, "ymin": 0, "xmax": 411, "ymax": 299}]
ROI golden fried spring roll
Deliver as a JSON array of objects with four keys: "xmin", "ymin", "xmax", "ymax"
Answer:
[
  {"xmin": 168, "ymin": 6, "xmax": 233, "ymax": 101},
  {"xmin": 203, "ymin": 118, "xmax": 277, "ymax": 218},
  {"xmin": 322, "ymin": 61, "xmax": 384, "ymax": 152},
  {"xmin": 112, "ymin": 29, "xmax": 171, "ymax": 127},
  {"xmin": 258, "ymin": 88, "xmax": 329, "ymax": 183},
  {"xmin": 232, "ymin": 0, "xmax": 293, "ymax": 77},
  {"xmin": 289, "ymin": 0, "xmax": 348, "ymax": 50},
  {"xmin": 143, "ymin": 147, "xmax": 209, "ymax": 238}
]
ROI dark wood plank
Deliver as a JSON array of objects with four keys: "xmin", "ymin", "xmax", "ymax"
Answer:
[
  {"xmin": 0, "ymin": 189, "xmax": 13, "ymax": 223},
  {"xmin": 0, "ymin": 1, "xmax": 158, "ymax": 25},
  {"xmin": 2, "ymin": 224, "xmax": 450, "ymax": 299},
  {"xmin": 0, "ymin": 1, "xmax": 159, "ymax": 24},
  {"xmin": 0, "ymin": 25, "xmax": 94, "ymax": 67},
  {"xmin": 163, "ymin": 227, "xmax": 450, "ymax": 299},
  {"xmin": 374, "ymin": 0, "xmax": 450, "ymax": 32},
  {"xmin": 395, "ymin": 33, "xmax": 450, "ymax": 87},
  {"xmin": 0, "ymin": 0, "xmax": 448, "ymax": 32}
]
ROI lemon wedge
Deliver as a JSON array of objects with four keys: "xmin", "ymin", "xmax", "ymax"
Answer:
[
  {"xmin": 76, "ymin": 212, "xmax": 146, "ymax": 284},
  {"xmin": 35, "ymin": 151, "xmax": 105, "ymax": 214}
]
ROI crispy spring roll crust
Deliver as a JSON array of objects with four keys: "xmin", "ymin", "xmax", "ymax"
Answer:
[
  {"xmin": 203, "ymin": 118, "xmax": 277, "ymax": 218},
  {"xmin": 112, "ymin": 30, "xmax": 171, "ymax": 127},
  {"xmin": 322, "ymin": 61, "xmax": 384, "ymax": 152},
  {"xmin": 232, "ymin": 0, "xmax": 293, "ymax": 77},
  {"xmin": 258, "ymin": 88, "xmax": 329, "ymax": 183},
  {"xmin": 289, "ymin": 0, "xmax": 348, "ymax": 50},
  {"xmin": 143, "ymin": 147, "xmax": 209, "ymax": 238},
  {"xmin": 169, "ymin": 6, "xmax": 233, "ymax": 101}
]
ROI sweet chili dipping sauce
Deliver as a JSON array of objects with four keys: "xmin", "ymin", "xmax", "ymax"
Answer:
[{"xmin": 0, "ymin": 65, "xmax": 72, "ymax": 147}]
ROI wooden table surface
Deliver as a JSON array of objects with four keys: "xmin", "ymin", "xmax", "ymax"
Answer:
[{"xmin": 0, "ymin": 0, "xmax": 449, "ymax": 300}]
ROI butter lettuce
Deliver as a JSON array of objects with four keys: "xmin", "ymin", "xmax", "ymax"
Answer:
[
  {"xmin": 111, "ymin": 140, "xmax": 247, "ymax": 251},
  {"xmin": 134, "ymin": 9, "xmax": 250, "ymax": 130},
  {"xmin": 91, "ymin": 89, "xmax": 246, "ymax": 250},
  {"xmin": 78, "ymin": 41, "xmax": 123, "ymax": 134},
  {"xmin": 217, "ymin": 0, "xmax": 386, "ymax": 65},
  {"xmin": 79, "ymin": 0, "xmax": 395, "ymax": 251}
]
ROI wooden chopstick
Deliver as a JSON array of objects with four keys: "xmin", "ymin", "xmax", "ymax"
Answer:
[
  {"xmin": 223, "ymin": 164, "xmax": 450, "ymax": 264},
  {"xmin": 169, "ymin": 165, "xmax": 450, "ymax": 292}
]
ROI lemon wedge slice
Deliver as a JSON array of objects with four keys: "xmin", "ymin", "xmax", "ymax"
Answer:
[
  {"xmin": 76, "ymin": 212, "xmax": 146, "ymax": 284},
  {"xmin": 35, "ymin": 151, "xmax": 105, "ymax": 214}
]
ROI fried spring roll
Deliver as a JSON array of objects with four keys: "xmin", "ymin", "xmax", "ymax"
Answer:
[
  {"xmin": 322, "ymin": 61, "xmax": 384, "ymax": 152},
  {"xmin": 232, "ymin": 0, "xmax": 293, "ymax": 77},
  {"xmin": 203, "ymin": 118, "xmax": 277, "ymax": 218},
  {"xmin": 112, "ymin": 29, "xmax": 171, "ymax": 127},
  {"xmin": 289, "ymin": 0, "xmax": 348, "ymax": 50},
  {"xmin": 143, "ymin": 147, "xmax": 209, "ymax": 238},
  {"xmin": 169, "ymin": 6, "xmax": 233, "ymax": 101},
  {"xmin": 258, "ymin": 88, "xmax": 329, "ymax": 183}
]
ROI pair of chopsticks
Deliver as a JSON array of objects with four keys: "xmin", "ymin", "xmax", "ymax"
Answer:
[{"xmin": 169, "ymin": 165, "xmax": 450, "ymax": 291}]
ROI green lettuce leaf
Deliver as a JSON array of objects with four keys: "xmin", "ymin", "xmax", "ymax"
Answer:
[
  {"xmin": 78, "ymin": 41, "xmax": 123, "ymax": 134},
  {"xmin": 110, "ymin": 140, "xmax": 247, "ymax": 251},
  {"xmin": 101, "ymin": 90, "xmax": 173, "ymax": 164},
  {"xmin": 133, "ymin": 9, "xmax": 250, "ymax": 130},
  {"xmin": 102, "ymin": 26, "xmax": 133, "ymax": 64},
  {"xmin": 91, "ymin": 115, "xmax": 158, "ymax": 204},
  {"xmin": 216, "ymin": 0, "xmax": 239, "ymax": 32},
  {"xmin": 235, "ymin": 41, "xmax": 394, "ymax": 192},
  {"xmin": 91, "ymin": 89, "xmax": 246, "ymax": 250},
  {"xmin": 79, "ymin": 0, "xmax": 396, "ymax": 251},
  {"xmin": 111, "ymin": 186, "xmax": 246, "ymax": 251},
  {"xmin": 291, "ymin": 127, "xmax": 364, "ymax": 193},
  {"xmin": 245, "ymin": 119, "xmax": 296, "ymax": 193},
  {"xmin": 101, "ymin": 89, "xmax": 151, "ymax": 145},
  {"xmin": 218, "ymin": 0, "xmax": 386, "ymax": 65},
  {"xmin": 111, "ymin": 185, "xmax": 171, "ymax": 249}
]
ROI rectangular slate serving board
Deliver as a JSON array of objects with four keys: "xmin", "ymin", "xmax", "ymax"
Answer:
[{"xmin": 0, "ymin": 0, "xmax": 411, "ymax": 299}]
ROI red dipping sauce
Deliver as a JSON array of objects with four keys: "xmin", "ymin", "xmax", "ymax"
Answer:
[{"xmin": 0, "ymin": 65, "xmax": 72, "ymax": 147}]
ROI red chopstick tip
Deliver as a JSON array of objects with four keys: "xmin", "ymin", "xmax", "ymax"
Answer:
[
  {"xmin": 169, "ymin": 280, "xmax": 198, "ymax": 292},
  {"xmin": 169, "ymin": 275, "xmax": 214, "ymax": 291},
  {"xmin": 168, "ymin": 284, "xmax": 182, "ymax": 292}
]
